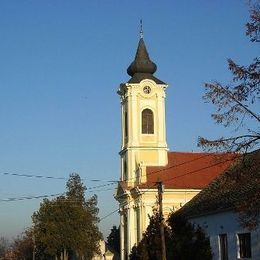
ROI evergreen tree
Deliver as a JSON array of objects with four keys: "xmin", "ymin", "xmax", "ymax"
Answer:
[
  {"xmin": 167, "ymin": 214, "xmax": 212, "ymax": 260},
  {"xmin": 129, "ymin": 212, "xmax": 170, "ymax": 260},
  {"xmin": 107, "ymin": 225, "xmax": 120, "ymax": 254},
  {"xmin": 130, "ymin": 212, "xmax": 212, "ymax": 260}
]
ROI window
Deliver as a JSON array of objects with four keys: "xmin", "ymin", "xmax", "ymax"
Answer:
[
  {"xmin": 123, "ymin": 159, "xmax": 127, "ymax": 180},
  {"xmin": 124, "ymin": 111, "xmax": 128, "ymax": 138},
  {"xmin": 124, "ymin": 214, "xmax": 128, "ymax": 258},
  {"xmin": 142, "ymin": 109, "xmax": 154, "ymax": 134},
  {"xmin": 238, "ymin": 233, "xmax": 251, "ymax": 258},
  {"xmin": 219, "ymin": 234, "xmax": 228, "ymax": 260}
]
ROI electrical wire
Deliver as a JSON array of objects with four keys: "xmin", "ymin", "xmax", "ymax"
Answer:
[
  {"xmin": 87, "ymin": 182, "xmax": 117, "ymax": 190},
  {"xmin": 122, "ymin": 152, "xmax": 235, "ymax": 184},
  {"xmin": 99, "ymin": 208, "xmax": 119, "ymax": 221},
  {"xmin": 1, "ymin": 172, "xmax": 117, "ymax": 183},
  {"xmin": 99, "ymin": 155, "xmax": 237, "ymax": 222},
  {"xmin": 159, "ymin": 157, "xmax": 236, "ymax": 186},
  {"xmin": 0, "ymin": 153, "xmax": 235, "ymax": 191},
  {"xmin": 0, "ymin": 183, "xmax": 117, "ymax": 203},
  {"xmin": 0, "ymin": 193, "xmax": 64, "ymax": 202},
  {"xmin": 99, "ymin": 183, "xmax": 157, "ymax": 222},
  {"xmin": 0, "ymin": 155, "xmax": 236, "ymax": 203}
]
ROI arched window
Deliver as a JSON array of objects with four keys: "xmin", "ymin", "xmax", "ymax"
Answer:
[{"xmin": 142, "ymin": 109, "xmax": 154, "ymax": 134}]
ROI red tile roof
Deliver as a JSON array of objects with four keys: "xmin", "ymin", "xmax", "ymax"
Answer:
[
  {"xmin": 178, "ymin": 150, "xmax": 260, "ymax": 217},
  {"xmin": 144, "ymin": 152, "xmax": 237, "ymax": 189}
]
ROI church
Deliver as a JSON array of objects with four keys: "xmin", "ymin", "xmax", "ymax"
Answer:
[{"xmin": 115, "ymin": 34, "xmax": 235, "ymax": 260}]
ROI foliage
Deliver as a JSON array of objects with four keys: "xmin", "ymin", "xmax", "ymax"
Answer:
[
  {"xmin": 129, "ymin": 212, "xmax": 171, "ymax": 260},
  {"xmin": 198, "ymin": 4, "xmax": 260, "ymax": 230},
  {"xmin": 11, "ymin": 228, "xmax": 34, "ymax": 260},
  {"xmin": 107, "ymin": 225, "xmax": 120, "ymax": 254},
  {"xmin": 32, "ymin": 173, "xmax": 102, "ymax": 259},
  {"xmin": 0, "ymin": 237, "xmax": 9, "ymax": 259},
  {"xmin": 198, "ymin": 4, "xmax": 260, "ymax": 153},
  {"xmin": 232, "ymin": 150, "xmax": 260, "ymax": 230},
  {"xmin": 167, "ymin": 214, "xmax": 212, "ymax": 260},
  {"xmin": 130, "ymin": 212, "xmax": 212, "ymax": 260},
  {"xmin": 66, "ymin": 173, "xmax": 86, "ymax": 203}
]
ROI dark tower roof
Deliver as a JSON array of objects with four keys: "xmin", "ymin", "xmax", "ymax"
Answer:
[
  {"xmin": 127, "ymin": 38, "xmax": 165, "ymax": 84},
  {"xmin": 127, "ymin": 38, "xmax": 157, "ymax": 76}
]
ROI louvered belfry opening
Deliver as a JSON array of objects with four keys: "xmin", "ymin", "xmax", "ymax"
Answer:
[{"xmin": 142, "ymin": 109, "xmax": 154, "ymax": 134}]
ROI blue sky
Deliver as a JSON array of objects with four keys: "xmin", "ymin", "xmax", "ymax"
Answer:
[{"xmin": 0, "ymin": 0, "xmax": 258, "ymax": 240}]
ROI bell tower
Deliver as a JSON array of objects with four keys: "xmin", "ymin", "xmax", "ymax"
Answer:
[{"xmin": 118, "ymin": 34, "xmax": 168, "ymax": 187}]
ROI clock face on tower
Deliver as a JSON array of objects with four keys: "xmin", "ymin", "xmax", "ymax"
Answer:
[{"xmin": 143, "ymin": 86, "xmax": 151, "ymax": 94}]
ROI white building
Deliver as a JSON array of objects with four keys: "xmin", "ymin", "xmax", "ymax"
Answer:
[
  {"xmin": 179, "ymin": 150, "xmax": 260, "ymax": 259},
  {"xmin": 115, "ymin": 34, "xmax": 236, "ymax": 260}
]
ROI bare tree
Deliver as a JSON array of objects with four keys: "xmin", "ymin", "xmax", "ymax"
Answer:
[
  {"xmin": 198, "ymin": 3, "xmax": 260, "ymax": 230},
  {"xmin": 198, "ymin": 3, "xmax": 260, "ymax": 153},
  {"xmin": 0, "ymin": 237, "xmax": 9, "ymax": 259}
]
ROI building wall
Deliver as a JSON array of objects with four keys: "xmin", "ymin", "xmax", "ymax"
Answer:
[
  {"xmin": 189, "ymin": 211, "xmax": 260, "ymax": 260},
  {"xmin": 92, "ymin": 240, "xmax": 105, "ymax": 260}
]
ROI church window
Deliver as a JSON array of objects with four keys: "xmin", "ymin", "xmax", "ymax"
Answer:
[
  {"xmin": 124, "ymin": 111, "xmax": 128, "ymax": 138},
  {"xmin": 142, "ymin": 109, "xmax": 154, "ymax": 134},
  {"xmin": 123, "ymin": 159, "xmax": 127, "ymax": 180}
]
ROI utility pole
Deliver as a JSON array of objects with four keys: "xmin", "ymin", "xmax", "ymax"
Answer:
[{"xmin": 157, "ymin": 181, "xmax": 167, "ymax": 260}]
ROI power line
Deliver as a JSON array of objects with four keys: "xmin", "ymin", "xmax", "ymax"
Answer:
[
  {"xmin": 0, "ymin": 193, "xmax": 64, "ymax": 202},
  {"xmin": 0, "ymin": 183, "xmax": 117, "ymax": 203},
  {"xmin": 0, "ymin": 186, "xmax": 115, "ymax": 203},
  {"xmin": 110, "ymin": 156, "xmax": 236, "ymax": 205},
  {"xmin": 88, "ymin": 188, "xmax": 114, "ymax": 193},
  {"xmin": 0, "ymin": 153, "xmax": 219, "ymax": 183},
  {"xmin": 0, "ymin": 157, "xmax": 236, "ymax": 218},
  {"xmin": 1, "ymin": 172, "xmax": 117, "ymax": 183},
  {"xmin": 120, "ymin": 153, "xmax": 220, "ymax": 184},
  {"xmin": 0, "ymin": 155, "xmax": 236, "ymax": 204},
  {"xmin": 88, "ymin": 182, "xmax": 117, "ymax": 190},
  {"xmin": 1, "ymin": 172, "xmax": 117, "ymax": 189},
  {"xmin": 1, "ymin": 153, "xmax": 233, "ymax": 188},
  {"xmin": 144, "ymin": 153, "xmax": 215, "ymax": 177},
  {"xmin": 0, "ymin": 179, "xmax": 117, "ymax": 203},
  {"xmin": 99, "ymin": 183, "xmax": 157, "ymax": 222},
  {"xmin": 99, "ymin": 208, "xmax": 119, "ymax": 221},
  {"xmin": 121, "ymin": 152, "xmax": 236, "ymax": 185},
  {"xmin": 155, "ymin": 157, "xmax": 236, "ymax": 186},
  {"xmin": 100, "ymin": 156, "xmax": 237, "ymax": 222},
  {"xmin": 2, "ymin": 172, "xmax": 66, "ymax": 180}
]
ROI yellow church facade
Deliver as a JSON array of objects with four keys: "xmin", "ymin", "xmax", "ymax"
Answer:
[{"xmin": 115, "ymin": 35, "xmax": 234, "ymax": 260}]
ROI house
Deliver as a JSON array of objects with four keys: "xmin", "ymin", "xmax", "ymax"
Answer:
[
  {"xmin": 114, "ymin": 31, "xmax": 236, "ymax": 260},
  {"xmin": 178, "ymin": 150, "xmax": 260, "ymax": 259}
]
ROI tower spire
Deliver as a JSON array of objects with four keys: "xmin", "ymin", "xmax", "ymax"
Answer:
[
  {"xmin": 127, "ymin": 33, "xmax": 157, "ymax": 77},
  {"xmin": 126, "ymin": 24, "xmax": 165, "ymax": 84}
]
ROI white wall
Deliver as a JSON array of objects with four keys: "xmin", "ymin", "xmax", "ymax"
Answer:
[{"xmin": 190, "ymin": 211, "xmax": 260, "ymax": 260}]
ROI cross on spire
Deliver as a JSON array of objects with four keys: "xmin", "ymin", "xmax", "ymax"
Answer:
[{"xmin": 140, "ymin": 19, "xmax": 143, "ymax": 39}]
